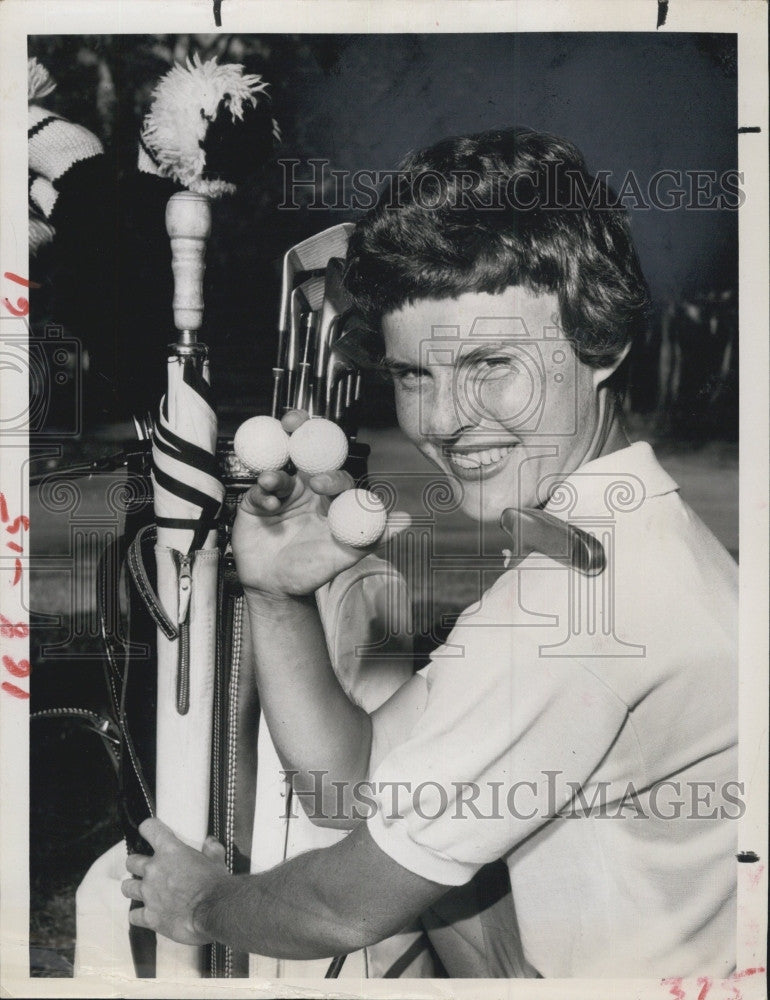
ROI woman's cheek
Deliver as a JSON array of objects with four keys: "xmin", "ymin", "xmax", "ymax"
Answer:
[
  {"xmin": 482, "ymin": 378, "xmax": 537, "ymax": 431},
  {"xmin": 394, "ymin": 389, "xmax": 421, "ymax": 442}
]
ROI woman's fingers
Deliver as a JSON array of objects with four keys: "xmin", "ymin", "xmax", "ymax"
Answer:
[
  {"xmin": 257, "ymin": 469, "xmax": 295, "ymax": 497},
  {"xmin": 121, "ymin": 877, "xmax": 144, "ymax": 902},
  {"xmin": 239, "ymin": 485, "xmax": 281, "ymax": 517},
  {"xmin": 281, "ymin": 409, "xmax": 309, "ymax": 434},
  {"xmin": 308, "ymin": 469, "xmax": 355, "ymax": 496},
  {"xmin": 202, "ymin": 836, "xmax": 227, "ymax": 864},
  {"xmin": 239, "ymin": 472, "xmax": 298, "ymax": 517}
]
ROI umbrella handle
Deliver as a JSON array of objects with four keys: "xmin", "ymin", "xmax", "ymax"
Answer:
[{"xmin": 166, "ymin": 191, "xmax": 212, "ymax": 336}]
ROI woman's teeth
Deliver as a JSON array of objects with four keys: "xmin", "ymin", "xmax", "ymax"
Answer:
[{"xmin": 449, "ymin": 446, "xmax": 514, "ymax": 469}]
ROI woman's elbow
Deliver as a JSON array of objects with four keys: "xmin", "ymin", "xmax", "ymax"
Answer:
[{"xmin": 296, "ymin": 791, "xmax": 362, "ymax": 830}]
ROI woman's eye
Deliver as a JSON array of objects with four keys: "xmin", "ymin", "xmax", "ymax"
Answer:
[
  {"xmin": 476, "ymin": 356, "xmax": 521, "ymax": 377},
  {"xmin": 394, "ymin": 369, "xmax": 424, "ymax": 388}
]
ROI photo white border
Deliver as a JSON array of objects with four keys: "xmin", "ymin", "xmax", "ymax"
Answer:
[{"xmin": 1, "ymin": 2, "xmax": 767, "ymax": 997}]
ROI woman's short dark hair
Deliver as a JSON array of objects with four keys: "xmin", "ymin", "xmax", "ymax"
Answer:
[{"xmin": 344, "ymin": 128, "xmax": 650, "ymax": 368}]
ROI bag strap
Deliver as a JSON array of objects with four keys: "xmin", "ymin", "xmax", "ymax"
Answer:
[{"xmin": 126, "ymin": 524, "xmax": 178, "ymax": 640}]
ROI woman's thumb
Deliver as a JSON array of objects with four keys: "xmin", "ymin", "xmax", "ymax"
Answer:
[{"xmin": 202, "ymin": 836, "xmax": 227, "ymax": 864}]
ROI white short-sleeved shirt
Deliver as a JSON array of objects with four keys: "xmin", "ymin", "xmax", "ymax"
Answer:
[{"xmin": 367, "ymin": 442, "xmax": 738, "ymax": 978}]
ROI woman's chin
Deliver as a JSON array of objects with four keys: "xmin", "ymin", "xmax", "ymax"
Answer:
[{"xmin": 458, "ymin": 488, "xmax": 517, "ymax": 524}]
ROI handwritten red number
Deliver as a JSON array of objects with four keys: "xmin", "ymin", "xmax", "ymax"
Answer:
[
  {"xmin": 0, "ymin": 614, "xmax": 28, "ymax": 639},
  {"xmin": 2, "ymin": 681, "xmax": 29, "ymax": 699},
  {"xmin": 2, "ymin": 273, "xmax": 40, "ymax": 318},
  {"xmin": 696, "ymin": 977, "xmax": 712, "ymax": 1000},
  {"xmin": 3, "ymin": 655, "xmax": 30, "ymax": 678},
  {"xmin": 663, "ymin": 979, "xmax": 686, "ymax": 1000},
  {"xmin": 3, "ymin": 273, "xmax": 37, "ymax": 288}
]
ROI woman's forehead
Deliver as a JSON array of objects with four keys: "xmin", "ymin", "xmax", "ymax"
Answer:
[{"xmin": 381, "ymin": 288, "xmax": 563, "ymax": 353}]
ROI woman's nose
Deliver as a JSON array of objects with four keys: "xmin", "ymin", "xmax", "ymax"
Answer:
[{"xmin": 423, "ymin": 371, "xmax": 468, "ymax": 441}]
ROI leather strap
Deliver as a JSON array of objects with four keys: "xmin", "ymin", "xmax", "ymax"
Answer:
[{"xmin": 127, "ymin": 524, "xmax": 178, "ymax": 640}]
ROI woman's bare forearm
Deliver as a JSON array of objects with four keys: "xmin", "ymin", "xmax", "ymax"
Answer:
[{"xmin": 244, "ymin": 588, "xmax": 372, "ymax": 823}]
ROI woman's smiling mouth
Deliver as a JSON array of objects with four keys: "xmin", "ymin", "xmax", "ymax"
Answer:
[{"xmin": 442, "ymin": 443, "xmax": 519, "ymax": 480}]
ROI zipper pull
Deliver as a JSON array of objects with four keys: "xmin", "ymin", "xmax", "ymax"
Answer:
[
  {"xmin": 172, "ymin": 549, "xmax": 195, "ymax": 716},
  {"xmin": 177, "ymin": 552, "xmax": 193, "ymax": 625}
]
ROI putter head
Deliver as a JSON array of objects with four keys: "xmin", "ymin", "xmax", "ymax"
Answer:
[
  {"xmin": 278, "ymin": 223, "xmax": 355, "ymax": 341},
  {"xmin": 499, "ymin": 507, "xmax": 606, "ymax": 576}
]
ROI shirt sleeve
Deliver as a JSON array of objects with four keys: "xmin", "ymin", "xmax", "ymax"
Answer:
[{"xmin": 366, "ymin": 585, "xmax": 629, "ymax": 885}]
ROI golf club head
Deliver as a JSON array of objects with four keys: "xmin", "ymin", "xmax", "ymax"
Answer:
[
  {"xmin": 274, "ymin": 224, "xmax": 354, "ymax": 416},
  {"xmin": 278, "ymin": 223, "xmax": 355, "ymax": 342}
]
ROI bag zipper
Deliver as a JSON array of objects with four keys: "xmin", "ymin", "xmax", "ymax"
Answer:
[
  {"xmin": 172, "ymin": 550, "xmax": 195, "ymax": 715},
  {"xmin": 222, "ymin": 593, "xmax": 244, "ymax": 979}
]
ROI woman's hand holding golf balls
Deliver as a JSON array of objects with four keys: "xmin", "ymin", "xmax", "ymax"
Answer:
[{"xmin": 231, "ymin": 411, "xmax": 410, "ymax": 598}]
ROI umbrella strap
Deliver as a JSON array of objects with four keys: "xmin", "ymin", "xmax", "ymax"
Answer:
[
  {"xmin": 155, "ymin": 516, "xmax": 220, "ymax": 532},
  {"xmin": 127, "ymin": 525, "xmax": 178, "ymax": 640}
]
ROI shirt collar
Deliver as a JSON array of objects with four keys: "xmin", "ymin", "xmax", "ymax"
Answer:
[{"xmin": 543, "ymin": 441, "xmax": 679, "ymax": 520}]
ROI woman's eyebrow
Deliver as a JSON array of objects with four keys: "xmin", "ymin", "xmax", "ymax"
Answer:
[
  {"xmin": 378, "ymin": 356, "xmax": 423, "ymax": 374},
  {"xmin": 457, "ymin": 342, "xmax": 517, "ymax": 365},
  {"xmin": 380, "ymin": 343, "xmax": 516, "ymax": 373}
]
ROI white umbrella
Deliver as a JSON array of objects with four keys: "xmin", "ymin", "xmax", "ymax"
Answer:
[{"xmin": 150, "ymin": 191, "xmax": 224, "ymax": 978}]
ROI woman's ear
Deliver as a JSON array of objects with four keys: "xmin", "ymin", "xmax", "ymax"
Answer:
[{"xmin": 591, "ymin": 340, "xmax": 633, "ymax": 389}]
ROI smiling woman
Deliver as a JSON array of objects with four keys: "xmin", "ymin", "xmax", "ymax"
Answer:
[
  {"xmin": 113, "ymin": 126, "xmax": 740, "ymax": 979},
  {"xmin": 21, "ymin": 27, "xmax": 745, "ymax": 983},
  {"xmin": 378, "ymin": 287, "xmax": 616, "ymax": 519},
  {"xmin": 342, "ymin": 128, "xmax": 649, "ymax": 519}
]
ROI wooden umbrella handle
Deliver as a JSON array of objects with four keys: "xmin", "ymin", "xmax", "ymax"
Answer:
[{"xmin": 165, "ymin": 191, "xmax": 212, "ymax": 334}]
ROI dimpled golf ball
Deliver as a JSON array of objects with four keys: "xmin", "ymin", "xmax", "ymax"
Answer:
[
  {"xmin": 233, "ymin": 415, "xmax": 290, "ymax": 473},
  {"xmin": 328, "ymin": 489, "xmax": 387, "ymax": 548},
  {"xmin": 288, "ymin": 417, "xmax": 349, "ymax": 475}
]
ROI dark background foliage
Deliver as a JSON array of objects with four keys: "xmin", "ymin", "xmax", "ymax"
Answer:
[{"xmin": 28, "ymin": 31, "xmax": 738, "ymax": 437}]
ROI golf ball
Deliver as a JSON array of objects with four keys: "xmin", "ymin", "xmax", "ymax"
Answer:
[
  {"xmin": 288, "ymin": 417, "xmax": 349, "ymax": 475},
  {"xmin": 233, "ymin": 415, "xmax": 290, "ymax": 472},
  {"xmin": 328, "ymin": 489, "xmax": 388, "ymax": 548}
]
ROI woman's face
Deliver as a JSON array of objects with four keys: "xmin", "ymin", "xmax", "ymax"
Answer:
[{"xmin": 381, "ymin": 287, "xmax": 602, "ymax": 522}]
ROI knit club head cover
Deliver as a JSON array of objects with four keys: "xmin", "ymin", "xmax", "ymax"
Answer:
[{"xmin": 28, "ymin": 57, "xmax": 105, "ymax": 254}]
